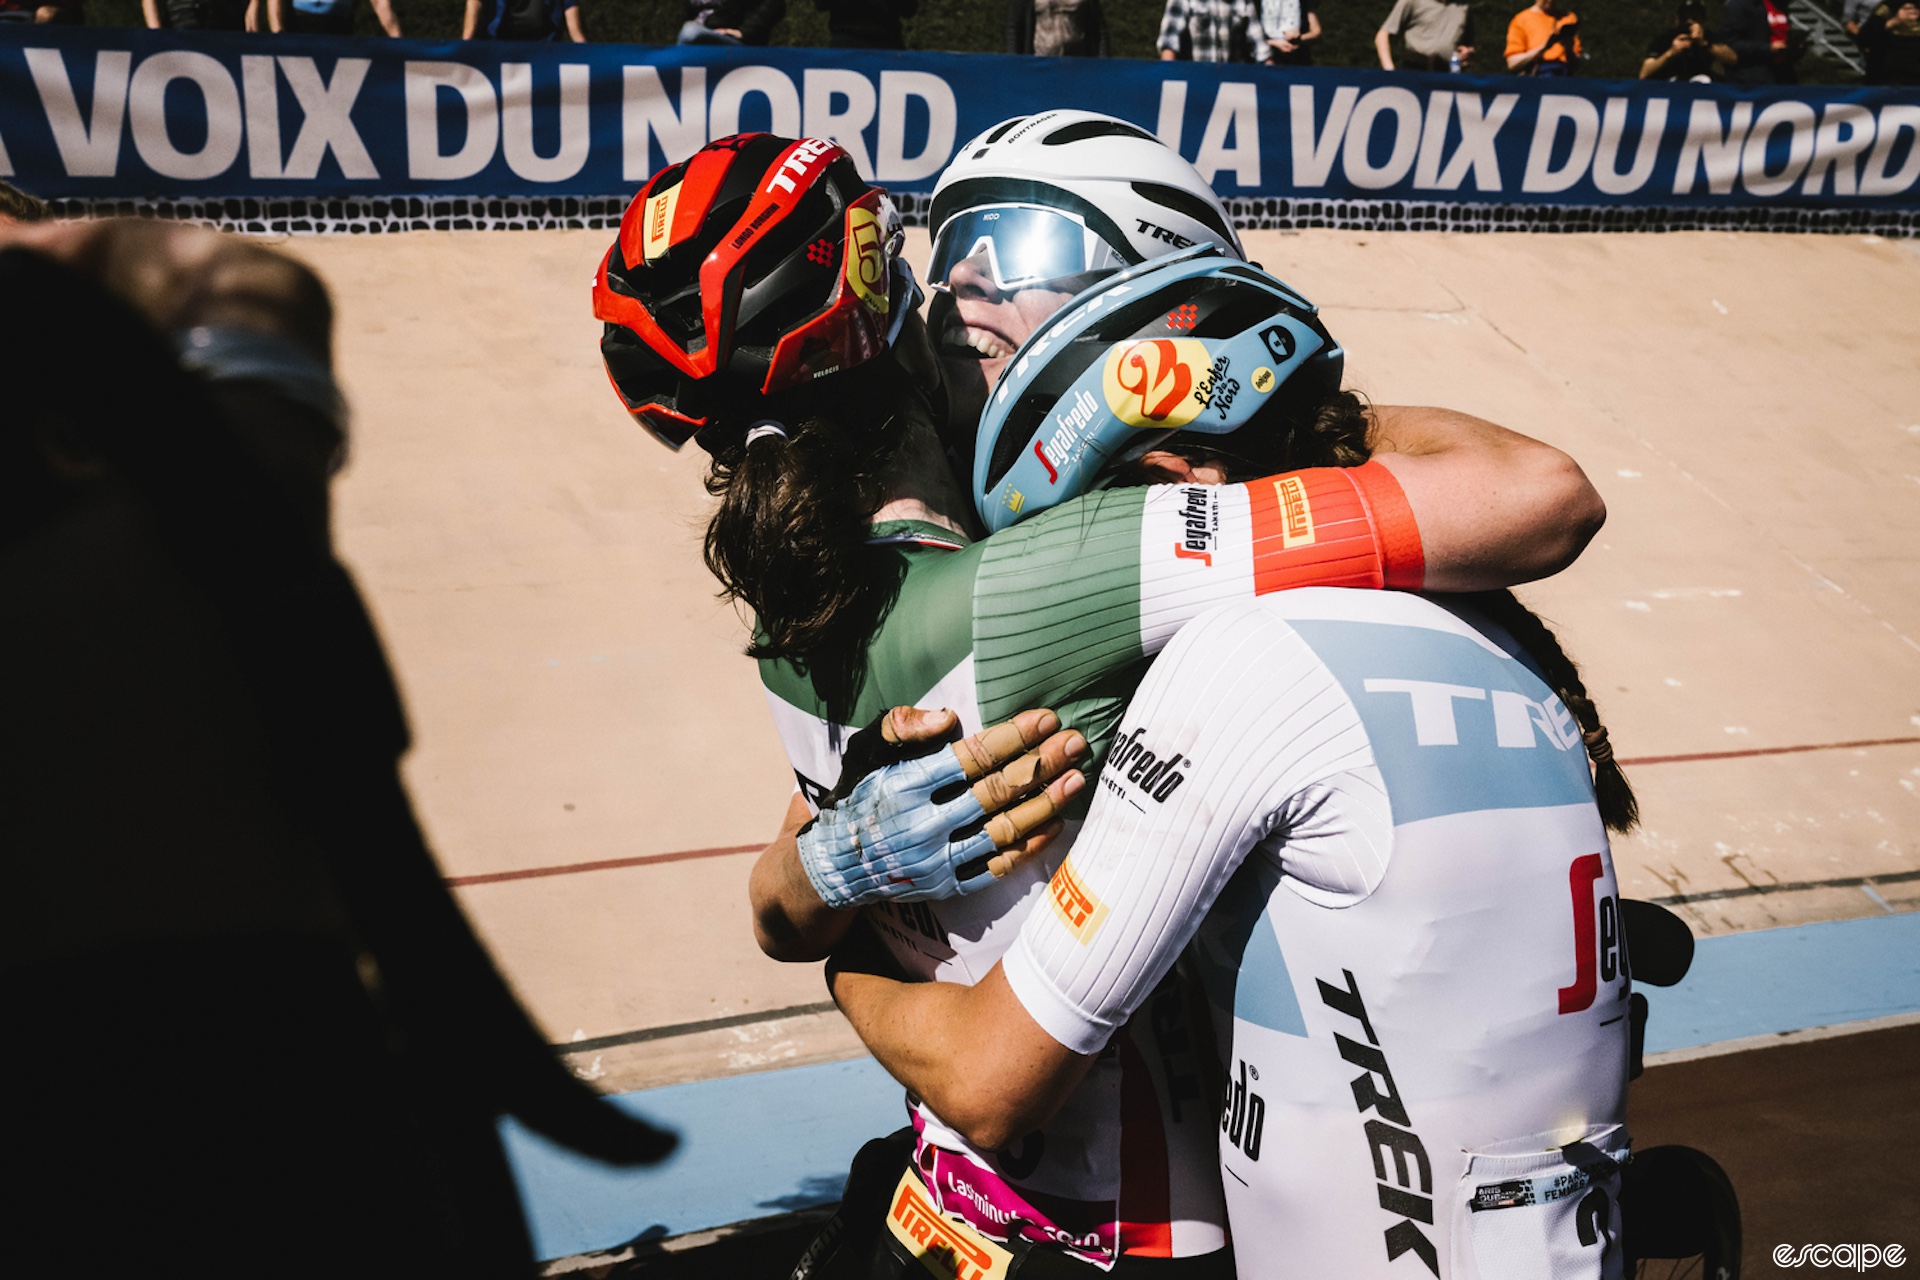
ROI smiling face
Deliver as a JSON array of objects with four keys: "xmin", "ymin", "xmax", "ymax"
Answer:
[{"xmin": 935, "ymin": 251, "xmax": 1079, "ymax": 438}]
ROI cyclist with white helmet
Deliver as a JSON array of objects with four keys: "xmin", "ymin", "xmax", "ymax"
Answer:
[
  {"xmin": 828, "ymin": 252, "xmax": 1641, "ymax": 1280},
  {"xmin": 592, "ymin": 135, "xmax": 1607, "ymax": 1278},
  {"xmin": 924, "ymin": 110, "xmax": 1248, "ymax": 473}
]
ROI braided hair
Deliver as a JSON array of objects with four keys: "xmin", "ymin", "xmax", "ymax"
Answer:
[{"xmin": 1466, "ymin": 589, "xmax": 1640, "ymax": 834}]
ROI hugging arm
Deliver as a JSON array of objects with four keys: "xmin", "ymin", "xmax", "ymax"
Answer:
[
  {"xmin": 750, "ymin": 708, "xmax": 1086, "ymax": 962},
  {"xmin": 831, "ymin": 947, "xmax": 1089, "ymax": 1151},
  {"xmin": 1366, "ymin": 405, "xmax": 1604, "ymax": 590},
  {"xmin": 833, "ymin": 601, "xmax": 1329, "ymax": 1149}
]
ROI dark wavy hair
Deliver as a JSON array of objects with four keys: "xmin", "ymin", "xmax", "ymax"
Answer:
[{"xmin": 701, "ymin": 355, "xmax": 927, "ymax": 722}]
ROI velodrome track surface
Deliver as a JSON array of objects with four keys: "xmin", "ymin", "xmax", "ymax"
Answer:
[{"xmin": 287, "ymin": 227, "xmax": 1920, "ymax": 1267}]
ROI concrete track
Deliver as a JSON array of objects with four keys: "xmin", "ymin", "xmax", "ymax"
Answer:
[{"xmin": 282, "ymin": 228, "xmax": 1920, "ymax": 1092}]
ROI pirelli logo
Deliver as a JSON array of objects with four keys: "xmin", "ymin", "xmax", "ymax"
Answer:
[
  {"xmin": 1048, "ymin": 857, "xmax": 1109, "ymax": 945},
  {"xmin": 885, "ymin": 1170, "xmax": 1013, "ymax": 1280},
  {"xmin": 641, "ymin": 183, "xmax": 680, "ymax": 262},
  {"xmin": 1275, "ymin": 475, "xmax": 1316, "ymax": 548}
]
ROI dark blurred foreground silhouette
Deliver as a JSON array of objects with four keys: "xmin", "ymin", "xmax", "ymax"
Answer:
[{"xmin": 0, "ymin": 221, "xmax": 673, "ymax": 1276}]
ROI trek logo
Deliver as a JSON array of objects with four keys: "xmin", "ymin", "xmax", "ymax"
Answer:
[
  {"xmin": 763, "ymin": 137, "xmax": 839, "ymax": 194},
  {"xmin": 1035, "ymin": 388, "xmax": 1100, "ymax": 484},
  {"xmin": 1048, "ymin": 856, "xmax": 1110, "ymax": 944},
  {"xmin": 1558, "ymin": 853, "xmax": 1626, "ymax": 1014},
  {"xmin": 1173, "ymin": 486, "xmax": 1216, "ymax": 566},
  {"xmin": 1361, "ymin": 679, "xmax": 1583, "ymax": 750},
  {"xmin": 1320, "ymin": 969, "xmax": 1440, "ymax": 1276},
  {"xmin": 1223, "ymin": 1058, "xmax": 1266, "ymax": 1160},
  {"xmin": 885, "ymin": 1170, "xmax": 1013, "ymax": 1280},
  {"xmin": 729, "ymin": 199, "xmax": 782, "ymax": 248},
  {"xmin": 1103, "ymin": 726, "xmax": 1189, "ymax": 806},
  {"xmin": 1192, "ymin": 354, "xmax": 1241, "ymax": 421},
  {"xmin": 1136, "ymin": 218, "xmax": 1196, "ymax": 249},
  {"xmin": 1261, "ymin": 324, "xmax": 1296, "ymax": 363}
]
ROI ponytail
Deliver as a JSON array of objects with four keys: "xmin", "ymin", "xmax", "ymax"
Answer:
[{"xmin": 1468, "ymin": 589, "xmax": 1640, "ymax": 834}]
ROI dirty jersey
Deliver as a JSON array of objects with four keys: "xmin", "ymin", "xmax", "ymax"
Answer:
[
  {"xmin": 1002, "ymin": 590, "xmax": 1632, "ymax": 1279},
  {"xmin": 759, "ymin": 465, "xmax": 1420, "ymax": 1266}
]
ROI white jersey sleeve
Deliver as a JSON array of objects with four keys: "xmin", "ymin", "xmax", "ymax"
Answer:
[{"xmin": 1001, "ymin": 598, "xmax": 1392, "ymax": 1055}]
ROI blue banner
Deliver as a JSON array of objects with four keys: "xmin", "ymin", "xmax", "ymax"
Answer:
[{"xmin": 2, "ymin": 25, "xmax": 1917, "ymax": 210}]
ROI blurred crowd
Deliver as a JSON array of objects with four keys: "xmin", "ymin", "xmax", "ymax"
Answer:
[
  {"xmin": 1151, "ymin": 0, "xmax": 1915, "ymax": 83},
  {"xmin": 0, "ymin": 0, "xmax": 1910, "ymax": 83}
]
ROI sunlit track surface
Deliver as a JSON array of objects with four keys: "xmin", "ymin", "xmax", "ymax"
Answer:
[{"xmin": 291, "ymin": 226, "xmax": 1920, "ymax": 1070}]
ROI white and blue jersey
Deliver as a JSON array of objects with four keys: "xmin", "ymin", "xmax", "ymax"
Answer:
[{"xmin": 1003, "ymin": 590, "xmax": 1631, "ymax": 1280}]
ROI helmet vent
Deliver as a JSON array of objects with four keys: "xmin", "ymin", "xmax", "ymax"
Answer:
[
  {"xmin": 1129, "ymin": 180, "xmax": 1239, "ymax": 252},
  {"xmin": 1044, "ymin": 119, "xmax": 1159, "ymax": 147},
  {"xmin": 983, "ymin": 118, "xmax": 1025, "ymax": 145}
]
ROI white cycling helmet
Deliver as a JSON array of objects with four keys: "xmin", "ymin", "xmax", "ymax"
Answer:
[{"xmin": 927, "ymin": 110, "xmax": 1246, "ymax": 294}]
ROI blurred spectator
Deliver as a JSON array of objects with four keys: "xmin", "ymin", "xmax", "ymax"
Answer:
[
  {"xmin": 1157, "ymin": 0, "xmax": 1266, "ymax": 61},
  {"xmin": 679, "ymin": 0, "xmax": 785, "ymax": 44},
  {"xmin": 144, "ymin": 0, "xmax": 256, "ymax": 29},
  {"xmin": 464, "ymin": 0, "xmax": 584, "ymax": 39},
  {"xmin": 1722, "ymin": 0, "xmax": 1803, "ymax": 81},
  {"xmin": 269, "ymin": 0, "xmax": 402, "ymax": 33},
  {"xmin": 813, "ymin": 0, "xmax": 915, "ymax": 48},
  {"xmin": 1, "ymin": 216, "xmax": 673, "ymax": 1275},
  {"xmin": 1640, "ymin": 0, "xmax": 1734, "ymax": 78},
  {"xmin": 0, "ymin": 0, "xmax": 82, "ymax": 23},
  {"xmin": 1008, "ymin": 0, "xmax": 1108, "ymax": 56},
  {"xmin": 1266, "ymin": 0, "xmax": 1320, "ymax": 62},
  {"xmin": 1375, "ymin": 0, "xmax": 1472, "ymax": 70},
  {"xmin": 1861, "ymin": 0, "xmax": 1920, "ymax": 81},
  {"xmin": 1844, "ymin": 0, "xmax": 1877, "ymax": 34},
  {"xmin": 1506, "ymin": 0, "xmax": 1580, "ymax": 73}
]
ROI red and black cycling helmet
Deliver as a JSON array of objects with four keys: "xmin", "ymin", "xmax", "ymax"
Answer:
[{"xmin": 593, "ymin": 133, "xmax": 919, "ymax": 451}]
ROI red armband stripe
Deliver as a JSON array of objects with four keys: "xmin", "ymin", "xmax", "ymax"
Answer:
[
  {"xmin": 1246, "ymin": 468, "xmax": 1385, "ymax": 594},
  {"xmin": 1349, "ymin": 459, "xmax": 1426, "ymax": 590},
  {"xmin": 1244, "ymin": 463, "xmax": 1427, "ymax": 595}
]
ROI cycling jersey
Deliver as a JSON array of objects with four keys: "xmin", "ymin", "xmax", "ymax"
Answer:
[
  {"xmin": 1002, "ymin": 589, "xmax": 1631, "ymax": 1279},
  {"xmin": 759, "ymin": 464, "xmax": 1421, "ymax": 1267}
]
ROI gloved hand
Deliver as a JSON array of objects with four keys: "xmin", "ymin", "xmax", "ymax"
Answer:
[{"xmin": 796, "ymin": 708, "xmax": 1083, "ymax": 907}]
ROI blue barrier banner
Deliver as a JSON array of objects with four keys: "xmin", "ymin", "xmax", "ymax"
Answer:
[{"xmin": 2, "ymin": 25, "xmax": 1917, "ymax": 211}]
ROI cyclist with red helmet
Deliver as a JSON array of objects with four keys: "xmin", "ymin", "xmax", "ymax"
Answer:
[{"xmin": 592, "ymin": 134, "xmax": 1606, "ymax": 1278}]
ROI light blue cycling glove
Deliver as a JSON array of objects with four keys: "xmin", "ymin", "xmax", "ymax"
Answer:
[{"xmin": 795, "ymin": 748, "xmax": 999, "ymax": 907}]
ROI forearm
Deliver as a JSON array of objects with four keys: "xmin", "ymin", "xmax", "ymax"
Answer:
[
  {"xmin": 1367, "ymin": 405, "xmax": 1604, "ymax": 590},
  {"xmin": 750, "ymin": 792, "xmax": 857, "ymax": 961},
  {"xmin": 1374, "ymin": 28, "xmax": 1395, "ymax": 66},
  {"xmin": 1508, "ymin": 39, "xmax": 1545, "ymax": 68},
  {"xmin": 832, "ymin": 963, "xmax": 1088, "ymax": 1150}
]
